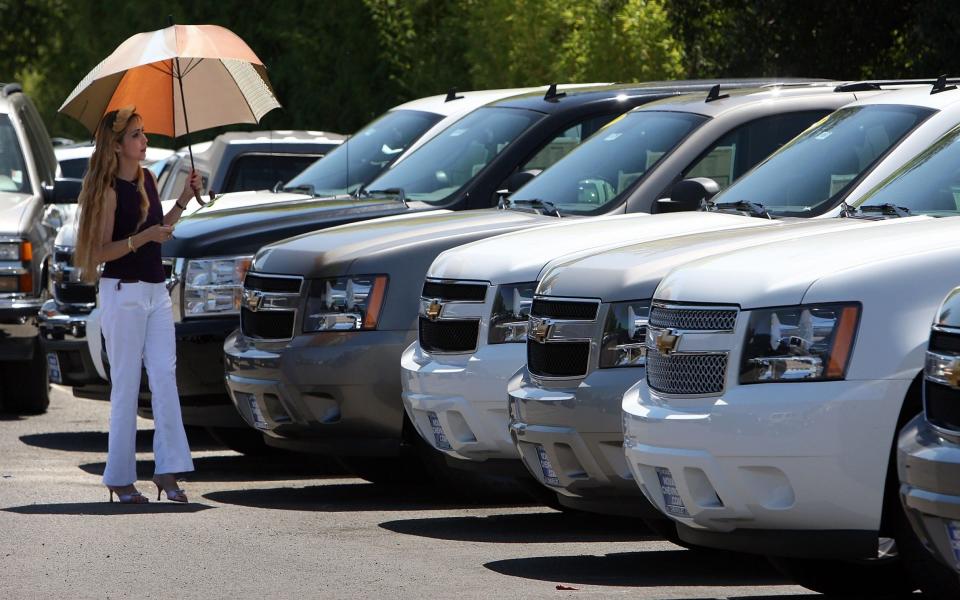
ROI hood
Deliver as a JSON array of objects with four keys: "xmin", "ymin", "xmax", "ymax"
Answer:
[
  {"xmin": 427, "ymin": 212, "xmax": 773, "ymax": 284},
  {"xmin": 652, "ymin": 216, "xmax": 947, "ymax": 308},
  {"xmin": 252, "ymin": 208, "xmax": 554, "ymax": 278},
  {"xmin": 538, "ymin": 218, "xmax": 895, "ymax": 303},
  {"xmin": 163, "ymin": 192, "xmax": 414, "ymax": 259},
  {"xmin": 0, "ymin": 191, "xmax": 34, "ymax": 235}
]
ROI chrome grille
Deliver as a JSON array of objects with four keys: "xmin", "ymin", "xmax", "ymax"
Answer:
[
  {"xmin": 649, "ymin": 304, "xmax": 737, "ymax": 331},
  {"xmin": 531, "ymin": 298, "xmax": 599, "ymax": 320},
  {"xmin": 422, "ymin": 280, "xmax": 487, "ymax": 302},
  {"xmin": 528, "ymin": 341, "xmax": 590, "ymax": 378},
  {"xmin": 647, "ymin": 349, "xmax": 728, "ymax": 395},
  {"xmin": 419, "ymin": 317, "xmax": 480, "ymax": 353}
]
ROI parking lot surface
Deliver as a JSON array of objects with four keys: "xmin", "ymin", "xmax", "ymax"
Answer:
[{"xmin": 0, "ymin": 387, "xmax": 892, "ymax": 599}]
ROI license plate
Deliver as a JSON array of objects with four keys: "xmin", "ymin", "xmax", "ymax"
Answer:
[
  {"xmin": 535, "ymin": 444, "xmax": 561, "ymax": 486},
  {"xmin": 427, "ymin": 412, "xmax": 452, "ymax": 450},
  {"xmin": 46, "ymin": 353, "xmax": 62, "ymax": 384},
  {"xmin": 948, "ymin": 521, "xmax": 960, "ymax": 565},
  {"xmin": 656, "ymin": 467, "xmax": 690, "ymax": 517},
  {"xmin": 235, "ymin": 392, "xmax": 268, "ymax": 429}
]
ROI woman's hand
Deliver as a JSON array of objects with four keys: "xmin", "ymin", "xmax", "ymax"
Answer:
[
  {"xmin": 139, "ymin": 224, "xmax": 174, "ymax": 245},
  {"xmin": 178, "ymin": 170, "xmax": 202, "ymax": 204}
]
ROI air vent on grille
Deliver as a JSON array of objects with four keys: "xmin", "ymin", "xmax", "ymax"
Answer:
[
  {"xmin": 245, "ymin": 274, "xmax": 302, "ymax": 293},
  {"xmin": 528, "ymin": 341, "xmax": 590, "ymax": 377},
  {"xmin": 54, "ymin": 250, "xmax": 72, "ymax": 264},
  {"xmin": 419, "ymin": 317, "xmax": 480, "ymax": 353},
  {"xmin": 531, "ymin": 299, "xmax": 598, "ymax": 320},
  {"xmin": 421, "ymin": 281, "xmax": 487, "ymax": 302},
  {"xmin": 925, "ymin": 380, "xmax": 960, "ymax": 433},
  {"xmin": 929, "ymin": 330, "xmax": 960, "ymax": 354},
  {"xmin": 647, "ymin": 349, "xmax": 727, "ymax": 395},
  {"xmin": 649, "ymin": 305, "xmax": 737, "ymax": 331},
  {"xmin": 55, "ymin": 283, "xmax": 96, "ymax": 304},
  {"xmin": 241, "ymin": 307, "xmax": 295, "ymax": 340}
]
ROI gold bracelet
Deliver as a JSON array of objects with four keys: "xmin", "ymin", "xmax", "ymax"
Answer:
[{"xmin": 127, "ymin": 236, "xmax": 136, "ymax": 253}]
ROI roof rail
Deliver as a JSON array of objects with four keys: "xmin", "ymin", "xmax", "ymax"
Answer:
[
  {"xmin": 2, "ymin": 83, "xmax": 23, "ymax": 97},
  {"xmin": 704, "ymin": 84, "xmax": 729, "ymax": 103},
  {"xmin": 833, "ymin": 77, "xmax": 960, "ymax": 93},
  {"xmin": 543, "ymin": 83, "xmax": 566, "ymax": 102},
  {"xmin": 931, "ymin": 74, "xmax": 958, "ymax": 95},
  {"xmin": 444, "ymin": 87, "xmax": 463, "ymax": 102}
]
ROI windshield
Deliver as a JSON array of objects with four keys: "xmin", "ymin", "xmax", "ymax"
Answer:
[
  {"xmin": 854, "ymin": 125, "xmax": 960, "ymax": 217},
  {"xmin": 710, "ymin": 104, "xmax": 933, "ymax": 217},
  {"xmin": 284, "ymin": 109, "xmax": 442, "ymax": 196},
  {"xmin": 510, "ymin": 110, "xmax": 708, "ymax": 214},
  {"xmin": 0, "ymin": 115, "xmax": 29, "ymax": 194},
  {"xmin": 366, "ymin": 106, "xmax": 544, "ymax": 204}
]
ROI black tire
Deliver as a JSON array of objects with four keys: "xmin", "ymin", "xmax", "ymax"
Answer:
[
  {"xmin": 767, "ymin": 545, "xmax": 917, "ymax": 597},
  {"xmin": 2, "ymin": 338, "xmax": 50, "ymax": 415},
  {"xmin": 335, "ymin": 455, "xmax": 431, "ymax": 485},
  {"xmin": 205, "ymin": 426, "xmax": 276, "ymax": 456}
]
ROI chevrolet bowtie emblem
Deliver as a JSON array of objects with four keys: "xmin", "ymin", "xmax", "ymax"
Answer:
[
  {"xmin": 243, "ymin": 289, "xmax": 263, "ymax": 312},
  {"xmin": 426, "ymin": 299, "xmax": 443, "ymax": 321},
  {"xmin": 530, "ymin": 318, "xmax": 552, "ymax": 344},
  {"xmin": 946, "ymin": 366, "xmax": 960, "ymax": 389},
  {"xmin": 655, "ymin": 329, "xmax": 680, "ymax": 355}
]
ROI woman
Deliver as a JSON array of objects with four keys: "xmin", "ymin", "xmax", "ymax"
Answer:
[{"xmin": 75, "ymin": 106, "xmax": 200, "ymax": 504}]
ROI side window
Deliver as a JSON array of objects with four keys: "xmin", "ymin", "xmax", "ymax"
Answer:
[
  {"xmin": 222, "ymin": 154, "xmax": 321, "ymax": 193},
  {"xmin": 684, "ymin": 110, "xmax": 831, "ymax": 190},
  {"xmin": 19, "ymin": 101, "xmax": 57, "ymax": 183},
  {"xmin": 521, "ymin": 114, "xmax": 616, "ymax": 172},
  {"xmin": 168, "ymin": 168, "xmax": 191, "ymax": 200}
]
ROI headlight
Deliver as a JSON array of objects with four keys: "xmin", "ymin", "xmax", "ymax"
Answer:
[
  {"xmin": 739, "ymin": 303, "xmax": 860, "ymax": 383},
  {"xmin": 488, "ymin": 282, "xmax": 535, "ymax": 344},
  {"xmin": 183, "ymin": 256, "xmax": 252, "ymax": 316},
  {"xmin": 599, "ymin": 301, "xmax": 649, "ymax": 368},
  {"xmin": 303, "ymin": 275, "xmax": 387, "ymax": 331},
  {"xmin": 0, "ymin": 242, "xmax": 20, "ymax": 261}
]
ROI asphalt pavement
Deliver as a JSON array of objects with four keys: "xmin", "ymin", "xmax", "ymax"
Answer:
[{"xmin": 0, "ymin": 385, "xmax": 869, "ymax": 599}]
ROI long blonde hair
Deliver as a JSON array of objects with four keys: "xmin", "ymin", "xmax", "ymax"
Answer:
[{"xmin": 75, "ymin": 107, "xmax": 149, "ymax": 283}]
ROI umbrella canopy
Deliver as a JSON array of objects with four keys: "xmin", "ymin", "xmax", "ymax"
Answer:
[{"xmin": 59, "ymin": 24, "xmax": 280, "ymax": 138}]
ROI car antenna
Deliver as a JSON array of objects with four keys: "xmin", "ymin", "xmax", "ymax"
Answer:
[
  {"xmin": 704, "ymin": 84, "xmax": 729, "ymax": 103},
  {"xmin": 543, "ymin": 83, "xmax": 566, "ymax": 102},
  {"xmin": 445, "ymin": 87, "xmax": 463, "ymax": 102},
  {"xmin": 931, "ymin": 74, "xmax": 958, "ymax": 95}
]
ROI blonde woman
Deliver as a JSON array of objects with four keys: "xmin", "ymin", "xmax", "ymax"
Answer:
[{"xmin": 75, "ymin": 107, "xmax": 200, "ymax": 504}]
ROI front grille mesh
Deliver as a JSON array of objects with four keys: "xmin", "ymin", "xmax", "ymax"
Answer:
[
  {"xmin": 241, "ymin": 307, "xmax": 295, "ymax": 340},
  {"xmin": 926, "ymin": 380, "xmax": 960, "ymax": 433},
  {"xmin": 55, "ymin": 283, "xmax": 96, "ymax": 304},
  {"xmin": 422, "ymin": 281, "xmax": 487, "ymax": 302},
  {"xmin": 528, "ymin": 341, "xmax": 590, "ymax": 377},
  {"xmin": 649, "ymin": 305, "xmax": 737, "ymax": 331},
  {"xmin": 419, "ymin": 317, "xmax": 480, "ymax": 352},
  {"xmin": 531, "ymin": 299, "xmax": 599, "ymax": 320},
  {"xmin": 647, "ymin": 349, "xmax": 727, "ymax": 395},
  {"xmin": 245, "ymin": 273, "xmax": 302, "ymax": 294},
  {"xmin": 930, "ymin": 330, "xmax": 960, "ymax": 353}
]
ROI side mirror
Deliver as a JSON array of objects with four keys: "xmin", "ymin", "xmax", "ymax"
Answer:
[
  {"xmin": 656, "ymin": 177, "xmax": 720, "ymax": 213},
  {"xmin": 44, "ymin": 178, "xmax": 83, "ymax": 204},
  {"xmin": 504, "ymin": 169, "xmax": 541, "ymax": 194}
]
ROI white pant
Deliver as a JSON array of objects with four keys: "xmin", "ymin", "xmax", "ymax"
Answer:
[{"xmin": 99, "ymin": 278, "xmax": 194, "ymax": 486}]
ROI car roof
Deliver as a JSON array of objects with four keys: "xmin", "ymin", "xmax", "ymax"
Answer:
[
  {"xmin": 389, "ymin": 84, "xmax": 609, "ymax": 118},
  {"xmin": 630, "ymin": 82, "xmax": 868, "ymax": 117},
  {"xmin": 849, "ymin": 82, "xmax": 960, "ymax": 110}
]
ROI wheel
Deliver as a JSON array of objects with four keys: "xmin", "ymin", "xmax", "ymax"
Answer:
[
  {"xmin": 335, "ymin": 455, "xmax": 431, "ymax": 485},
  {"xmin": 767, "ymin": 540, "xmax": 917, "ymax": 597},
  {"xmin": 205, "ymin": 426, "xmax": 276, "ymax": 456},
  {"xmin": 1, "ymin": 338, "xmax": 50, "ymax": 415}
]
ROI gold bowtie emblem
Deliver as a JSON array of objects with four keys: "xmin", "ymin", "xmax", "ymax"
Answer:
[
  {"xmin": 426, "ymin": 299, "xmax": 443, "ymax": 321},
  {"xmin": 530, "ymin": 318, "xmax": 552, "ymax": 344},
  {"xmin": 946, "ymin": 366, "xmax": 960, "ymax": 389},
  {"xmin": 656, "ymin": 330, "xmax": 680, "ymax": 355}
]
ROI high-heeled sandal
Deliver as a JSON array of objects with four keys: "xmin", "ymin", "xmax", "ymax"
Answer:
[
  {"xmin": 107, "ymin": 485, "xmax": 149, "ymax": 504},
  {"xmin": 152, "ymin": 475, "xmax": 188, "ymax": 503}
]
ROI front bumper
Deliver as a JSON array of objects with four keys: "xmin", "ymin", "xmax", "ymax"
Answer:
[
  {"xmin": 898, "ymin": 414, "xmax": 960, "ymax": 574},
  {"xmin": 401, "ymin": 340, "xmax": 522, "ymax": 462},
  {"xmin": 224, "ymin": 327, "xmax": 416, "ymax": 456},
  {"xmin": 37, "ymin": 299, "xmax": 102, "ymax": 386},
  {"xmin": 508, "ymin": 366, "xmax": 656, "ymax": 517},
  {"xmin": 622, "ymin": 377, "xmax": 912, "ymax": 558}
]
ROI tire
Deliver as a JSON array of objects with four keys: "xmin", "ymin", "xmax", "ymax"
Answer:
[
  {"xmin": 335, "ymin": 455, "xmax": 431, "ymax": 485},
  {"xmin": 205, "ymin": 426, "xmax": 277, "ymax": 456},
  {"xmin": 767, "ymin": 549, "xmax": 917, "ymax": 597},
  {"xmin": 2, "ymin": 338, "xmax": 50, "ymax": 415}
]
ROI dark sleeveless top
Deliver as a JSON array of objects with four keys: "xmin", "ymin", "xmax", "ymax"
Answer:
[{"xmin": 101, "ymin": 168, "xmax": 166, "ymax": 283}]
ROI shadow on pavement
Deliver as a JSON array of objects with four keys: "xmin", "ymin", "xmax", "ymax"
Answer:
[
  {"xmin": 204, "ymin": 482, "xmax": 533, "ymax": 512},
  {"xmin": 2, "ymin": 502, "xmax": 215, "ymax": 515},
  {"xmin": 19, "ymin": 427, "xmax": 222, "ymax": 453},
  {"xmin": 380, "ymin": 511, "xmax": 656, "ymax": 544},
  {"xmin": 484, "ymin": 549, "xmax": 791, "ymax": 588},
  {"xmin": 78, "ymin": 454, "xmax": 345, "ymax": 482}
]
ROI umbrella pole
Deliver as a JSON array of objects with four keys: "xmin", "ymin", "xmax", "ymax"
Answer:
[{"xmin": 173, "ymin": 54, "xmax": 205, "ymax": 206}]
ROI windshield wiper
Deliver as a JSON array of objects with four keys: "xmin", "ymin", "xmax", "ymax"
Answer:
[
  {"xmin": 365, "ymin": 188, "xmax": 408, "ymax": 208},
  {"xmin": 845, "ymin": 203, "xmax": 913, "ymax": 219},
  {"xmin": 710, "ymin": 200, "xmax": 772, "ymax": 219},
  {"xmin": 282, "ymin": 183, "xmax": 316, "ymax": 197},
  {"xmin": 510, "ymin": 198, "xmax": 562, "ymax": 217}
]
